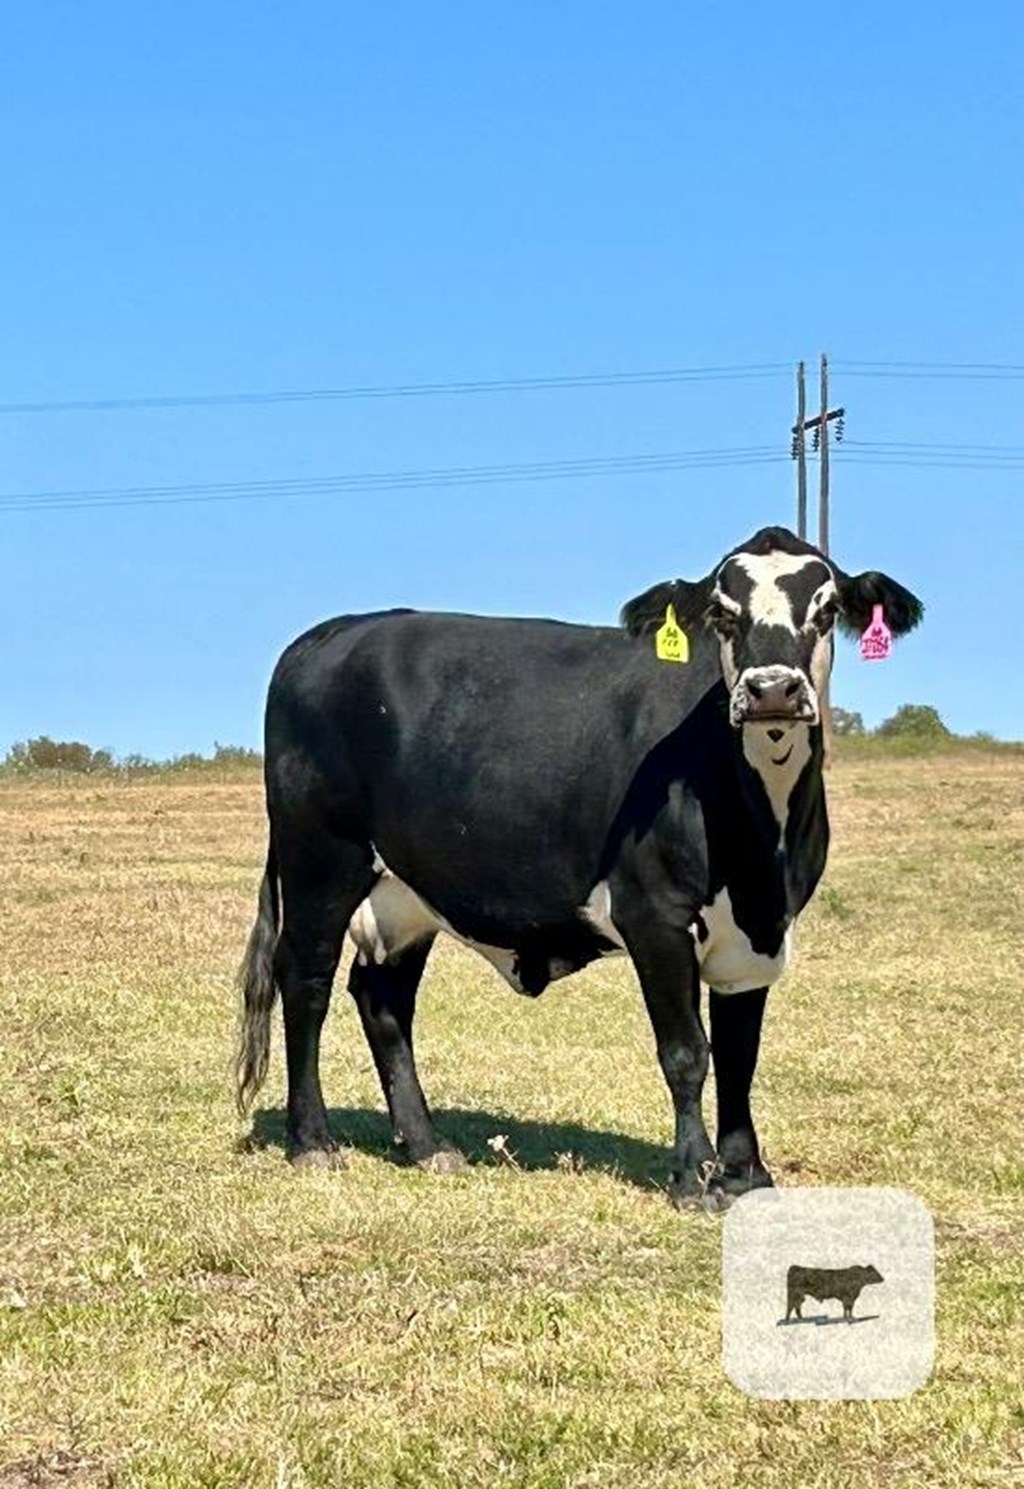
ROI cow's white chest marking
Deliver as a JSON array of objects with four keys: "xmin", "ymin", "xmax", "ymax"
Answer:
[
  {"xmin": 741, "ymin": 721, "xmax": 811, "ymax": 844},
  {"xmin": 690, "ymin": 886, "xmax": 792, "ymax": 995}
]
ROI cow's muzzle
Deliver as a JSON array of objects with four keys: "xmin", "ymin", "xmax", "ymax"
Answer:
[{"xmin": 730, "ymin": 666, "xmax": 819, "ymax": 728}]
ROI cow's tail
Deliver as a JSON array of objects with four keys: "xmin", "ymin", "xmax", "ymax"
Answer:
[{"xmin": 235, "ymin": 835, "xmax": 281, "ymax": 1116}]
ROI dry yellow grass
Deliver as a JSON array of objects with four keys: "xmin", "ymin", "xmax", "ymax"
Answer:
[{"xmin": 0, "ymin": 751, "xmax": 1021, "ymax": 1487}]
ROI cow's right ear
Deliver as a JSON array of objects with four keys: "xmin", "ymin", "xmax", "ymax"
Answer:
[{"xmin": 620, "ymin": 577, "xmax": 712, "ymax": 636}]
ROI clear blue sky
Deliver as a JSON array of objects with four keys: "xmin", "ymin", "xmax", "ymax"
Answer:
[{"xmin": 3, "ymin": 3, "xmax": 1022, "ymax": 756}]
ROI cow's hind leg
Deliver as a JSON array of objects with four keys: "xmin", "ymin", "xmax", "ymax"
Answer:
[
  {"xmin": 276, "ymin": 838, "xmax": 376, "ymax": 1168},
  {"xmin": 707, "ymin": 986, "xmax": 773, "ymax": 1203},
  {"xmin": 349, "ymin": 937, "xmax": 466, "ymax": 1172}
]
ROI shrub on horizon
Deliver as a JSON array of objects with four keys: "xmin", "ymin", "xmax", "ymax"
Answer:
[{"xmin": 877, "ymin": 704, "xmax": 952, "ymax": 740}]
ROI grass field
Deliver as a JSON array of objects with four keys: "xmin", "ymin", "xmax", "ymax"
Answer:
[{"xmin": 1, "ymin": 750, "xmax": 1021, "ymax": 1487}]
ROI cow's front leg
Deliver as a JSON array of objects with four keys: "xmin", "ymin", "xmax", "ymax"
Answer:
[
  {"xmin": 708, "ymin": 986, "xmax": 773, "ymax": 1202},
  {"xmin": 621, "ymin": 921, "xmax": 715, "ymax": 1204}
]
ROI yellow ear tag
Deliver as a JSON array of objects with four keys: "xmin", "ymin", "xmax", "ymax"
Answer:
[{"xmin": 655, "ymin": 603, "xmax": 689, "ymax": 664}]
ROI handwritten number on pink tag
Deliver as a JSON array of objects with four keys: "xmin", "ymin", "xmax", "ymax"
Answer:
[{"xmin": 860, "ymin": 603, "xmax": 892, "ymax": 661}]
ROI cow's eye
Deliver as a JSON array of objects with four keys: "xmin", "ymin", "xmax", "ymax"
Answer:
[
  {"xmin": 812, "ymin": 599, "xmax": 838, "ymax": 634},
  {"xmin": 706, "ymin": 601, "xmax": 740, "ymax": 634}
]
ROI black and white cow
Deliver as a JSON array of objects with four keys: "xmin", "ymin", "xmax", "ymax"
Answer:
[{"xmin": 237, "ymin": 526, "xmax": 922, "ymax": 1206}]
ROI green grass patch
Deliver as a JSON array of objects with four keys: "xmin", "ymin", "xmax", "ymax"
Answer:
[{"xmin": 0, "ymin": 757, "xmax": 1021, "ymax": 1486}]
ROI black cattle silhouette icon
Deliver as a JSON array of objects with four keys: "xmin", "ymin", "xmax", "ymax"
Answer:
[{"xmin": 784, "ymin": 1263, "xmax": 883, "ymax": 1323}]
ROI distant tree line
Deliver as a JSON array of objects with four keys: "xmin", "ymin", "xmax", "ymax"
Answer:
[
  {"xmin": 831, "ymin": 703, "xmax": 953, "ymax": 740},
  {"xmin": 0, "ymin": 706, "xmax": 1009, "ymax": 775},
  {"xmin": 0, "ymin": 737, "xmax": 261, "ymax": 775}
]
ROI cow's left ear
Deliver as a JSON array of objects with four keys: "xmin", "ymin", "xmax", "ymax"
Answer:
[{"xmin": 835, "ymin": 570, "xmax": 924, "ymax": 638}]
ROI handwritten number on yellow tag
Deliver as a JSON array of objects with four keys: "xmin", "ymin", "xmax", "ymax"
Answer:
[{"xmin": 655, "ymin": 603, "xmax": 689, "ymax": 664}]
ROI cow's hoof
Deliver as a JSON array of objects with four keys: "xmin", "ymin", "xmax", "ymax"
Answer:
[
  {"xmin": 705, "ymin": 1165, "xmax": 774, "ymax": 1208},
  {"xmin": 699, "ymin": 1185, "xmax": 737, "ymax": 1214},
  {"xmin": 288, "ymin": 1144, "xmax": 348, "ymax": 1172},
  {"xmin": 670, "ymin": 1187, "xmax": 723, "ymax": 1215},
  {"xmin": 417, "ymin": 1147, "xmax": 469, "ymax": 1175},
  {"xmin": 667, "ymin": 1165, "xmax": 718, "ymax": 1212}
]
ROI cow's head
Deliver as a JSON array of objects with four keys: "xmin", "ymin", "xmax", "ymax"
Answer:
[{"xmin": 622, "ymin": 526, "xmax": 923, "ymax": 730}]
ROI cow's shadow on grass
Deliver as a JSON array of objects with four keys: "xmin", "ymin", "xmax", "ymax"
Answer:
[{"xmin": 246, "ymin": 1105, "xmax": 669, "ymax": 1192}]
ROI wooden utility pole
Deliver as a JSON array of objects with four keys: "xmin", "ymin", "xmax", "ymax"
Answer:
[
  {"xmin": 818, "ymin": 353, "xmax": 831, "ymax": 554},
  {"xmin": 790, "ymin": 353, "xmax": 845, "ymax": 767},
  {"xmin": 790, "ymin": 353, "xmax": 844, "ymax": 551},
  {"xmin": 794, "ymin": 361, "xmax": 807, "ymax": 539}
]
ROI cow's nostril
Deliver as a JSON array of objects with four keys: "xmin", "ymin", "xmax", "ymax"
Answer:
[
  {"xmin": 784, "ymin": 679, "xmax": 801, "ymax": 698},
  {"xmin": 747, "ymin": 679, "xmax": 764, "ymax": 699}
]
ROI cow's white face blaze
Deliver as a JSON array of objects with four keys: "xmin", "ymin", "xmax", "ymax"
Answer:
[{"xmin": 707, "ymin": 549, "xmax": 839, "ymax": 730}]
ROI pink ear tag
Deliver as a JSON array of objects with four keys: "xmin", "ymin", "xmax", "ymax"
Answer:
[{"xmin": 859, "ymin": 603, "xmax": 892, "ymax": 661}]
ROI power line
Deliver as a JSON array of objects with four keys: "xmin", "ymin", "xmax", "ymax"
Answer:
[
  {"xmin": 836, "ymin": 359, "xmax": 1024, "ymax": 370},
  {"xmin": 0, "ymin": 363, "xmax": 790, "ymax": 417},
  {"xmin": 833, "ymin": 454, "xmax": 1024, "ymax": 469},
  {"xmin": 6, "ymin": 434, "xmax": 1021, "ymax": 516},
  {"xmin": 843, "ymin": 439, "xmax": 1024, "ymax": 454},
  {"xmin": 4, "ymin": 445, "xmax": 783, "ymax": 500},
  {"xmin": 1, "ymin": 358, "xmax": 1020, "ymax": 419},
  {"xmin": 837, "ymin": 441, "xmax": 1024, "ymax": 465},
  {"xmin": 0, "ymin": 445, "xmax": 787, "ymax": 515},
  {"xmin": 835, "ymin": 360, "xmax": 1024, "ymax": 380}
]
